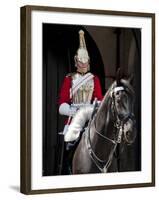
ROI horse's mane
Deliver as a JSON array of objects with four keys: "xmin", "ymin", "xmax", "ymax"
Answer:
[
  {"xmin": 94, "ymin": 81, "xmax": 116, "ymax": 122},
  {"xmin": 99, "ymin": 81, "xmax": 116, "ymax": 109}
]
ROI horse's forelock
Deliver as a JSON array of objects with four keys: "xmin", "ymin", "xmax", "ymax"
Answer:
[
  {"xmin": 98, "ymin": 79, "xmax": 135, "ymax": 114},
  {"xmin": 120, "ymin": 79, "xmax": 134, "ymax": 96},
  {"xmin": 101, "ymin": 79, "xmax": 134, "ymax": 104}
]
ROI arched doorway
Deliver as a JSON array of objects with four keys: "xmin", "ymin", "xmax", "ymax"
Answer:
[
  {"xmin": 42, "ymin": 24, "xmax": 141, "ymax": 176},
  {"xmin": 42, "ymin": 24, "xmax": 105, "ymax": 175}
]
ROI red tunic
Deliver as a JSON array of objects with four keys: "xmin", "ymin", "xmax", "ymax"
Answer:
[{"xmin": 58, "ymin": 74, "xmax": 103, "ymax": 105}]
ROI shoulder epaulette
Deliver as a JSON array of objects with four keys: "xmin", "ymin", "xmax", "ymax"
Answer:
[{"xmin": 66, "ymin": 72, "xmax": 76, "ymax": 77}]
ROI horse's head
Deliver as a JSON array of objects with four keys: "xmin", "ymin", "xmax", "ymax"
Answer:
[{"xmin": 110, "ymin": 78, "xmax": 136, "ymax": 144}]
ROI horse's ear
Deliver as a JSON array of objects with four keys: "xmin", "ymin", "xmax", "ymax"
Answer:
[
  {"xmin": 128, "ymin": 74, "xmax": 134, "ymax": 85},
  {"xmin": 116, "ymin": 68, "xmax": 121, "ymax": 86}
]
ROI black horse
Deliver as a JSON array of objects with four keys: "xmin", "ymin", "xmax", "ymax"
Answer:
[{"xmin": 72, "ymin": 78, "xmax": 137, "ymax": 174}]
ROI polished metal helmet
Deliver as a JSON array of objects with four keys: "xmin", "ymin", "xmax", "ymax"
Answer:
[{"xmin": 75, "ymin": 30, "xmax": 90, "ymax": 65}]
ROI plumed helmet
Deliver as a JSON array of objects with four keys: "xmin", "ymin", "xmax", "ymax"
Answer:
[{"xmin": 75, "ymin": 30, "xmax": 90, "ymax": 64}]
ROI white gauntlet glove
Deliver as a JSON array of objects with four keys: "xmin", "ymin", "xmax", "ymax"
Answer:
[
  {"xmin": 69, "ymin": 106, "xmax": 77, "ymax": 117},
  {"xmin": 59, "ymin": 103, "xmax": 77, "ymax": 117}
]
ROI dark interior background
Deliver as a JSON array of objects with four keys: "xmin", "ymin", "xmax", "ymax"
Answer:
[{"xmin": 42, "ymin": 24, "xmax": 141, "ymax": 176}]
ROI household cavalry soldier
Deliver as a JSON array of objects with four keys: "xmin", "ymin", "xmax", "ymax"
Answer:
[{"xmin": 58, "ymin": 30, "xmax": 103, "ymax": 173}]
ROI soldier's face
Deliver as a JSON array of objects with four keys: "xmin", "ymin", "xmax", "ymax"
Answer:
[
  {"xmin": 77, "ymin": 61, "xmax": 89, "ymax": 69},
  {"xmin": 77, "ymin": 61, "xmax": 89, "ymax": 73}
]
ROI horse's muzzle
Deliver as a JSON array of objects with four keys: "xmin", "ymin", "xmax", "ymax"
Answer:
[{"xmin": 123, "ymin": 118, "xmax": 137, "ymax": 144}]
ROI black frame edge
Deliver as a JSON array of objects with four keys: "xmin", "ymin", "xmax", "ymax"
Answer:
[
  {"xmin": 23, "ymin": 5, "xmax": 155, "ymax": 17},
  {"xmin": 151, "ymin": 13, "xmax": 155, "ymax": 187},
  {"xmin": 20, "ymin": 6, "xmax": 32, "ymax": 194},
  {"xmin": 20, "ymin": 5, "xmax": 156, "ymax": 194}
]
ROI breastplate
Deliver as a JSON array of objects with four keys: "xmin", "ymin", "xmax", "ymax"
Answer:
[{"xmin": 71, "ymin": 73, "xmax": 94, "ymax": 104}]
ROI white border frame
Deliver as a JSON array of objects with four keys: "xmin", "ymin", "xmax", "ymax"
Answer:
[{"xmin": 26, "ymin": 7, "xmax": 154, "ymax": 192}]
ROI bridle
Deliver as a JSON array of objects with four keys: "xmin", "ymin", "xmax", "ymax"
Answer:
[
  {"xmin": 111, "ymin": 86, "xmax": 136, "ymax": 144},
  {"xmin": 85, "ymin": 85, "xmax": 136, "ymax": 173}
]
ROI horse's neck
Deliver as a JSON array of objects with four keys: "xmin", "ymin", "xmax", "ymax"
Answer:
[
  {"xmin": 89, "ymin": 94, "xmax": 114, "ymax": 160},
  {"xmin": 93, "ymin": 93, "xmax": 112, "ymax": 133}
]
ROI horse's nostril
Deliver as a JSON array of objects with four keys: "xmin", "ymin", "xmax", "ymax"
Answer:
[
  {"xmin": 117, "ymin": 99, "xmax": 120, "ymax": 103},
  {"xmin": 125, "ymin": 131, "xmax": 132, "ymax": 139}
]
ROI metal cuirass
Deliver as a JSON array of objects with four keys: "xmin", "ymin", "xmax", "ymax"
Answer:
[{"xmin": 71, "ymin": 73, "xmax": 94, "ymax": 104}]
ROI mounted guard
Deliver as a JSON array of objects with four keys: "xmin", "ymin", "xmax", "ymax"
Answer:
[{"xmin": 58, "ymin": 30, "xmax": 103, "ymax": 174}]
